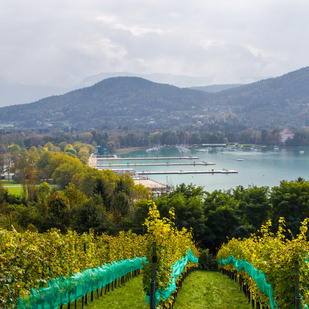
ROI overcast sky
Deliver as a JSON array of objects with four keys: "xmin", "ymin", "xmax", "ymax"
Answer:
[{"xmin": 1, "ymin": 0, "xmax": 309, "ymax": 88}]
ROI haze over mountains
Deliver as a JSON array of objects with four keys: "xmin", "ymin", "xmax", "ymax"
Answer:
[
  {"xmin": 0, "ymin": 73, "xmax": 243, "ymax": 107},
  {"xmin": 0, "ymin": 67, "xmax": 309, "ymax": 131}
]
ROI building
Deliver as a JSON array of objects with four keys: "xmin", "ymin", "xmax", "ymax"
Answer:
[{"xmin": 280, "ymin": 129, "xmax": 295, "ymax": 143}]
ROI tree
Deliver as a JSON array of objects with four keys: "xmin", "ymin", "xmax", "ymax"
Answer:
[
  {"xmin": 233, "ymin": 185, "xmax": 270, "ymax": 230},
  {"xmin": 63, "ymin": 183, "xmax": 87, "ymax": 208},
  {"xmin": 40, "ymin": 192, "xmax": 71, "ymax": 232},
  {"xmin": 37, "ymin": 182, "xmax": 52, "ymax": 204},
  {"xmin": 58, "ymin": 142, "xmax": 68, "ymax": 152},
  {"xmin": 72, "ymin": 198, "xmax": 113, "ymax": 234},
  {"xmin": 92, "ymin": 178, "xmax": 111, "ymax": 208},
  {"xmin": 44, "ymin": 142, "xmax": 55, "ymax": 151},
  {"xmin": 110, "ymin": 191, "xmax": 132, "ymax": 223},
  {"xmin": 270, "ymin": 180, "xmax": 309, "ymax": 237},
  {"xmin": 8, "ymin": 144, "xmax": 21, "ymax": 153},
  {"xmin": 21, "ymin": 166, "xmax": 37, "ymax": 202},
  {"xmin": 52, "ymin": 160, "xmax": 83, "ymax": 190},
  {"xmin": 203, "ymin": 190, "xmax": 242, "ymax": 252},
  {"xmin": 106, "ymin": 141, "xmax": 116, "ymax": 154}
]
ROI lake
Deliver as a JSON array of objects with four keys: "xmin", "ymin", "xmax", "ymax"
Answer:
[{"xmin": 99, "ymin": 146, "xmax": 309, "ymax": 192}]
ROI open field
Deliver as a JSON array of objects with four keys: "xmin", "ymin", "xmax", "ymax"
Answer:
[
  {"xmin": 1, "ymin": 180, "xmax": 20, "ymax": 186},
  {"xmin": 6, "ymin": 186, "xmax": 24, "ymax": 195}
]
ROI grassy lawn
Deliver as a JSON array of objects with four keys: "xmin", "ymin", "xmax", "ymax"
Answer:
[
  {"xmin": 65, "ymin": 271, "xmax": 251, "ymax": 309},
  {"xmin": 174, "ymin": 271, "xmax": 251, "ymax": 309},
  {"xmin": 6, "ymin": 186, "xmax": 24, "ymax": 195},
  {"xmin": 73, "ymin": 276, "xmax": 148, "ymax": 309},
  {"xmin": 1, "ymin": 180, "xmax": 23, "ymax": 195},
  {"xmin": 1, "ymin": 180, "xmax": 20, "ymax": 186}
]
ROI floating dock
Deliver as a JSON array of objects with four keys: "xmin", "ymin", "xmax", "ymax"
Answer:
[
  {"xmin": 96, "ymin": 156, "xmax": 199, "ymax": 161},
  {"xmin": 136, "ymin": 169, "xmax": 238, "ymax": 175},
  {"xmin": 97, "ymin": 162, "xmax": 215, "ymax": 167}
]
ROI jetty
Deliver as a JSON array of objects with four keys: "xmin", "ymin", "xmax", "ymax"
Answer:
[
  {"xmin": 136, "ymin": 169, "xmax": 238, "ymax": 175},
  {"xmin": 97, "ymin": 162, "xmax": 215, "ymax": 167},
  {"xmin": 96, "ymin": 156, "xmax": 199, "ymax": 161}
]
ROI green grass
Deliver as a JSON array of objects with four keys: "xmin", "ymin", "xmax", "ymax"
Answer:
[
  {"xmin": 1, "ymin": 180, "xmax": 23, "ymax": 195},
  {"xmin": 73, "ymin": 276, "xmax": 148, "ymax": 309},
  {"xmin": 174, "ymin": 271, "xmax": 251, "ymax": 309},
  {"xmin": 1, "ymin": 180, "xmax": 20, "ymax": 186},
  {"xmin": 64, "ymin": 271, "xmax": 251, "ymax": 309},
  {"xmin": 6, "ymin": 186, "xmax": 24, "ymax": 195}
]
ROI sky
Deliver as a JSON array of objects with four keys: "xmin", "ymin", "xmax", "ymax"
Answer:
[{"xmin": 1, "ymin": 0, "xmax": 309, "ymax": 88}]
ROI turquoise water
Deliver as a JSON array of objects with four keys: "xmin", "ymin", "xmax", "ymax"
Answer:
[{"xmin": 104, "ymin": 146, "xmax": 309, "ymax": 192}]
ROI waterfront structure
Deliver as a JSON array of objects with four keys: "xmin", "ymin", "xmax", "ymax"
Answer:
[{"xmin": 280, "ymin": 129, "xmax": 295, "ymax": 143}]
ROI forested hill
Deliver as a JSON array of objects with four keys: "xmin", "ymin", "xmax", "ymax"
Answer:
[
  {"xmin": 208, "ymin": 66, "xmax": 309, "ymax": 130},
  {"xmin": 1, "ymin": 66, "xmax": 309, "ymax": 130},
  {"xmin": 0, "ymin": 77, "xmax": 212, "ymax": 130}
]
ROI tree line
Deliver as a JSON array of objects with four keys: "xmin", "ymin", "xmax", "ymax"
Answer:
[{"xmin": 2, "ymin": 127, "xmax": 309, "ymax": 156}]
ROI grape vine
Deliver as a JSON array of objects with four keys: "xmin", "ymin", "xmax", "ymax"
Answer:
[{"xmin": 217, "ymin": 218, "xmax": 309, "ymax": 308}]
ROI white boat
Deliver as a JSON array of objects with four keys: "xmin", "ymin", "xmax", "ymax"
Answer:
[
  {"xmin": 146, "ymin": 145, "xmax": 162, "ymax": 153},
  {"xmin": 176, "ymin": 145, "xmax": 191, "ymax": 153}
]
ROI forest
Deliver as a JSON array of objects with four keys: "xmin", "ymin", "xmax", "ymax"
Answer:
[{"xmin": 2, "ymin": 126, "xmax": 309, "ymax": 155}]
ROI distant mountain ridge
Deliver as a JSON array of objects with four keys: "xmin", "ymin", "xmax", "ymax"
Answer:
[
  {"xmin": 0, "ymin": 72, "xmax": 245, "ymax": 107},
  {"xmin": 190, "ymin": 84, "xmax": 242, "ymax": 93},
  {"xmin": 0, "ymin": 67, "xmax": 309, "ymax": 131}
]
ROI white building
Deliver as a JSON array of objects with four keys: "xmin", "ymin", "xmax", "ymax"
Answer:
[{"xmin": 280, "ymin": 129, "xmax": 295, "ymax": 143}]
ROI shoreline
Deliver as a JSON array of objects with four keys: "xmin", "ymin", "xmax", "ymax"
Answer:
[{"xmin": 115, "ymin": 147, "xmax": 145, "ymax": 154}]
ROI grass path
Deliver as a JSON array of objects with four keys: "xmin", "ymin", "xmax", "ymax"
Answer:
[
  {"xmin": 174, "ymin": 271, "xmax": 251, "ymax": 309},
  {"xmin": 72, "ymin": 271, "xmax": 251, "ymax": 309}
]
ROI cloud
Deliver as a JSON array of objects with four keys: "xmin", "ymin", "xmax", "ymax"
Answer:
[{"xmin": 0, "ymin": 0, "xmax": 309, "ymax": 87}]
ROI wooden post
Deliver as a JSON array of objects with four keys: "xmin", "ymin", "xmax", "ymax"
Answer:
[
  {"xmin": 295, "ymin": 263, "xmax": 301, "ymax": 309},
  {"xmin": 150, "ymin": 242, "xmax": 157, "ymax": 309}
]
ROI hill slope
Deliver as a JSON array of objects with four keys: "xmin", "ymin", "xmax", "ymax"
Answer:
[
  {"xmin": 0, "ymin": 77, "xmax": 211, "ymax": 129},
  {"xmin": 1, "ymin": 67, "xmax": 309, "ymax": 131},
  {"xmin": 208, "ymin": 66, "xmax": 309, "ymax": 129}
]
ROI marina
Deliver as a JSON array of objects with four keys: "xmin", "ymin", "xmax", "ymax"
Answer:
[{"xmin": 92, "ymin": 148, "xmax": 241, "ymax": 193}]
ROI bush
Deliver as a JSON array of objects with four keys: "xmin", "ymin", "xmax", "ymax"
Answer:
[{"xmin": 198, "ymin": 248, "xmax": 217, "ymax": 271}]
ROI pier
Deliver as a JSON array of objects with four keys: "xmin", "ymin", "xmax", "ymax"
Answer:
[
  {"xmin": 97, "ymin": 162, "xmax": 215, "ymax": 167},
  {"xmin": 96, "ymin": 156, "xmax": 199, "ymax": 161},
  {"xmin": 136, "ymin": 169, "xmax": 238, "ymax": 175}
]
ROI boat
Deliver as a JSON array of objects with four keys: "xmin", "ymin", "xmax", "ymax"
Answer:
[
  {"xmin": 146, "ymin": 145, "xmax": 162, "ymax": 153},
  {"xmin": 176, "ymin": 145, "xmax": 191, "ymax": 153}
]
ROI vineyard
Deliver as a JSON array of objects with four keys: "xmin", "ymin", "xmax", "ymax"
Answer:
[
  {"xmin": 0, "ymin": 201, "xmax": 199, "ymax": 308},
  {"xmin": 4, "ymin": 198, "xmax": 309, "ymax": 309},
  {"xmin": 217, "ymin": 217, "xmax": 309, "ymax": 309}
]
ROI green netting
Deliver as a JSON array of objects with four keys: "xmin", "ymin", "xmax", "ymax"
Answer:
[
  {"xmin": 145, "ymin": 249, "xmax": 199, "ymax": 307},
  {"xmin": 17, "ymin": 257, "xmax": 146, "ymax": 309},
  {"xmin": 218, "ymin": 255, "xmax": 278, "ymax": 309}
]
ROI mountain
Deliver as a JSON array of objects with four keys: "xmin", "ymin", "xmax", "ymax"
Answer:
[
  {"xmin": 190, "ymin": 84, "xmax": 242, "ymax": 93},
  {"xmin": 208, "ymin": 66, "xmax": 309, "ymax": 129},
  {"xmin": 0, "ymin": 67, "xmax": 309, "ymax": 131},
  {"xmin": 78, "ymin": 72, "xmax": 217, "ymax": 88},
  {"xmin": 0, "ymin": 77, "xmax": 212, "ymax": 130}
]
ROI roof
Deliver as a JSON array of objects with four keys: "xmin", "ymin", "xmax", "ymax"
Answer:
[{"xmin": 280, "ymin": 129, "xmax": 294, "ymax": 135}]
